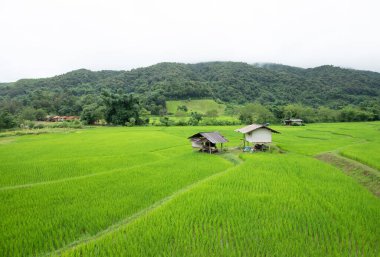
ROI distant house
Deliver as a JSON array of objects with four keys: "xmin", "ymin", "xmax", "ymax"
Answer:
[
  {"xmin": 64, "ymin": 116, "xmax": 80, "ymax": 121},
  {"xmin": 235, "ymin": 124, "xmax": 280, "ymax": 150},
  {"xmin": 47, "ymin": 116, "xmax": 80, "ymax": 122},
  {"xmin": 188, "ymin": 132, "xmax": 228, "ymax": 154},
  {"xmin": 284, "ymin": 119, "xmax": 303, "ymax": 126}
]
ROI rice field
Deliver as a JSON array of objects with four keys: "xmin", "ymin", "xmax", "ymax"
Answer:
[
  {"xmin": 166, "ymin": 99, "xmax": 226, "ymax": 115},
  {"xmin": 0, "ymin": 122, "xmax": 379, "ymax": 256},
  {"xmin": 340, "ymin": 142, "xmax": 380, "ymax": 170},
  {"xmin": 58, "ymin": 154, "xmax": 379, "ymax": 257}
]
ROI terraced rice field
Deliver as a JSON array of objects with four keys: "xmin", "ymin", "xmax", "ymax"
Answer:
[
  {"xmin": 166, "ymin": 99, "xmax": 226, "ymax": 115},
  {"xmin": 0, "ymin": 123, "xmax": 379, "ymax": 256}
]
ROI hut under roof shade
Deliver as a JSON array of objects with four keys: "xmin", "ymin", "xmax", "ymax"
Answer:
[{"xmin": 188, "ymin": 132, "xmax": 229, "ymax": 143}]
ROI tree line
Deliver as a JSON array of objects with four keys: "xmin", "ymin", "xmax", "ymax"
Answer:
[{"xmin": 0, "ymin": 62, "xmax": 379, "ymax": 129}]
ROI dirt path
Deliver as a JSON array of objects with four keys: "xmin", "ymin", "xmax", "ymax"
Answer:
[{"xmin": 316, "ymin": 152, "xmax": 380, "ymax": 197}]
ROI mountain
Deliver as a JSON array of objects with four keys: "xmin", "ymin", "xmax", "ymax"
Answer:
[{"xmin": 1, "ymin": 62, "xmax": 379, "ymax": 116}]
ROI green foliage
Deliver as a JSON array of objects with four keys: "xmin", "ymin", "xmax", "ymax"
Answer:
[
  {"xmin": 339, "ymin": 105, "xmax": 375, "ymax": 122},
  {"xmin": 19, "ymin": 107, "xmax": 37, "ymax": 121},
  {"xmin": 35, "ymin": 108, "xmax": 47, "ymax": 121},
  {"xmin": 239, "ymin": 103, "xmax": 275, "ymax": 124},
  {"xmin": 0, "ymin": 62, "xmax": 379, "ymax": 124},
  {"xmin": 174, "ymin": 110, "xmax": 187, "ymax": 117},
  {"xmin": 0, "ymin": 111, "xmax": 17, "ymax": 129},
  {"xmin": 166, "ymin": 99, "xmax": 226, "ymax": 116},
  {"xmin": 188, "ymin": 112, "xmax": 203, "ymax": 126},
  {"xmin": 205, "ymin": 109, "xmax": 218, "ymax": 117},
  {"xmin": 177, "ymin": 105, "xmax": 188, "ymax": 112},
  {"xmin": 102, "ymin": 92, "xmax": 146, "ymax": 126},
  {"xmin": 159, "ymin": 116, "xmax": 172, "ymax": 126},
  {"xmin": 80, "ymin": 104, "xmax": 103, "ymax": 125},
  {"xmin": 49, "ymin": 120, "xmax": 83, "ymax": 129}
]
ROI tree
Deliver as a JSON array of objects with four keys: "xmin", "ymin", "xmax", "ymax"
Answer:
[
  {"xmin": 317, "ymin": 107, "xmax": 338, "ymax": 122},
  {"xmin": 35, "ymin": 109, "xmax": 47, "ymax": 121},
  {"xmin": 102, "ymin": 92, "xmax": 146, "ymax": 126},
  {"xmin": 338, "ymin": 106, "xmax": 374, "ymax": 122},
  {"xmin": 20, "ymin": 107, "xmax": 37, "ymax": 121},
  {"xmin": 283, "ymin": 104, "xmax": 318, "ymax": 123},
  {"xmin": 81, "ymin": 104, "xmax": 103, "ymax": 125},
  {"xmin": 283, "ymin": 104, "xmax": 304, "ymax": 120},
  {"xmin": 159, "ymin": 116, "xmax": 172, "ymax": 126},
  {"xmin": 177, "ymin": 105, "xmax": 188, "ymax": 112},
  {"xmin": 0, "ymin": 111, "xmax": 17, "ymax": 129},
  {"xmin": 188, "ymin": 112, "xmax": 203, "ymax": 126},
  {"xmin": 238, "ymin": 103, "xmax": 275, "ymax": 124}
]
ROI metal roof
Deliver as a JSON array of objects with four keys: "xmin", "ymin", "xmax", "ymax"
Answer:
[
  {"xmin": 188, "ymin": 132, "xmax": 229, "ymax": 143},
  {"xmin": 285, "ymin": 119, "xmax": 303, "ymax": 122},
  {"xmin": 235, "ymin": 124, "xmax": 280, "ymax": 134}
]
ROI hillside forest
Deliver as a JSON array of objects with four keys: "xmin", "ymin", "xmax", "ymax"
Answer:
[{"xmin": 0, "ymin": 62, "xmax": 379, "ymax": 129}]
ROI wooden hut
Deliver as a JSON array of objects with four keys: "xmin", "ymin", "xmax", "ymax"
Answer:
[
  {"xmin": 235, "ymin": 124, "xmax": 280, "ymax": 151},
  {"xmin": 188, "ymin": 132, "xmax": 228, "ymax": 154},
  {"xmin": 284, "ymin": 119, "xmax": 303, "ymax": 126}
]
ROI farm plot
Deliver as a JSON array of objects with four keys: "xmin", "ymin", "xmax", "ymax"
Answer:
[
  {"xmin": 0, "ymin": 127, "xmax": 234, "ymax": 257},
  {"xmin": 0, "ymin": 152, "xmax": 232, "ymax": 257},
  {"xmin": 275, "ymin": 122, "xmax": 380, "ymax": 156},
  {"xmin": 0, "ymin": 128, "xmax": 187, "ymax": 187},
  {"xmin": 1, "ymin": 122, "xmax": 380, "ymax": 257},
  {"xmin": 58, "ymin": 154, "xmax": 380, "ymax": 257},
  {"xmin": 340, "ymin": 142, "xmax": 380, "ymax": 170},
  {"xmin": 166, "ymin": 99, "xmax": 226, "ymax": 115}
]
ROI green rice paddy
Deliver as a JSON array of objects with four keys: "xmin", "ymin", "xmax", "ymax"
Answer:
[
  {"xmin": 0, "ymin": 122, "xmax": 379, "ymax": 256},
  {"xmin": 166, "ymin": 99, "xmax": 226, "ymax": 115}
]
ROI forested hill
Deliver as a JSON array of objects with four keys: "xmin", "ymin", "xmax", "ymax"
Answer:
[{"xmin": 1, "ymin": 62, "xmax": 379, "ymax": 115}]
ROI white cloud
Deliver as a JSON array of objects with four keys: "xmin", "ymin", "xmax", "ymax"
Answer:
[{"xmin": 0, "ymin": 0, "xmax": 379, "ymax": 81}]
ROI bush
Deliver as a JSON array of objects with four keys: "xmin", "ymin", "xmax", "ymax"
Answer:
[
  {"xmin": 34, "ymin": 123, "xmax": 45, "ymax": 129},
  {"xmin": 177, "ymin": 105, "xmax": 188, "ymax": 112},
  {"xmin": 126, "ymin": 118, "xmax": 136, "ymax": 127},
  {"xmin": 0, "ymin": 111, "xmax": 18, "ymax": 129},
  {"xmin": 159, "ymin": 117, "xmax": 173, "ymax": 126},
  {"xmin": 50, "ymin": 120, "xmax": 83, "ymax": 129},
  {"xmin": 175, "ymin": 119, "xmax": 188, "ymax": 126},
  {"xmin": 188, "ymin": 112, "xmax": 203, "ymax": 126}
]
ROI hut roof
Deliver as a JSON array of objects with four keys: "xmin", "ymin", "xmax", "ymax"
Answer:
[
  {"xmin": 188, "ymin": 132, "xmax": 229, "ymax": 144},
  {"xmin": 235, "ymin": 124, "xmax": 280, "ymax": 134},
  {"xmin": 285, "ymin": 119, "xmax": 303, "ymax": 122}
]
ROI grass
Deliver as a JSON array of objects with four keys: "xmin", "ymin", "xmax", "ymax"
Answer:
[
  {"xmin": 58, "ymin": 154, "xmax": 380, "ymax": 257},
  {"xmin": 166, "ymin": 99, "xmax": 226, "ymax": 115},
  {"xmin": 316, "ymin": 152, "xmax": 380, "ymax": 197},
  {"xmin": 0, "ymin": 122, "xmax": 380, "ymax": 256},
  {"xmin": 340, "ymin": 142, "xmax": 380, "ymax": 170},
  {"xmin": 0, "ymin": 145, "xmax": 232, "ymax": 256}
]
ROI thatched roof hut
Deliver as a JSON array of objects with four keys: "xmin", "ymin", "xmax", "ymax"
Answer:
[{"xmin": 188, "ymin": 132, "xmax": 228, "ymax": 154}]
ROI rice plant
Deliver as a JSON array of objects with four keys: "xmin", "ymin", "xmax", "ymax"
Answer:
[{"xmin": 0, "ymin": 122, "xmax": 379, "ymax": 257}]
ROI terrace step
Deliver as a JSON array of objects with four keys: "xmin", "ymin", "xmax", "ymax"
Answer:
[{"xmin": 316, "ymin": 152, "xmax": 380, "ymax": 197}]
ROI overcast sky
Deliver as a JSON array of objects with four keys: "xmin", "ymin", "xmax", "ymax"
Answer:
[{"xmin": 0, "ymin": 0, "xmax": 379, "ymax": 82}]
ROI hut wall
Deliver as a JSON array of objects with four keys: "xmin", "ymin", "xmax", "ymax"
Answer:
[
  {"xmin": 191, "ymin": 141, "xmax": 203, "ymax": 148},
  {"xmin": 245, "ymin": 128, "xmax": 272, "ymax": 143}
]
